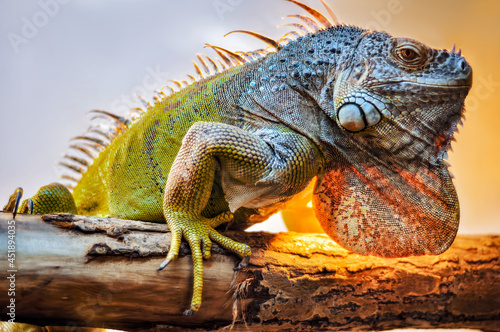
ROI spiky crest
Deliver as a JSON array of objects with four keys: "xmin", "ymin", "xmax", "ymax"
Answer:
[
  {"xmin": 91, "ymin": 110, "xmax": 130, "ymax": 127},
  {"xmin": 68, "ymin": 144, "xmax": 96, "ymax": 159},
  {"xmin": 204, "ymin": 44, "xmax": 247, "ymax": 66},
  {"xmin": 224, "ymin": 30, "xmax": 283, "ymax": 51},
  {"xmin": 320, "ymin": 0, "xmax": 340, "ymax": 25},
  {"xmin": 285, "ymin": 14, "xmax": 321, "ymax": 31},
  {"xmin": 277, "ymin": 23, "xmax": 310, "ymax": 35},
  {"xmin": 63, "ymin": 154, "xmax": 89, "ymax": 167},
  {"xmin": 283, "ymin": 0, "xmax": 333, "ymax": 28},
  {"xmin": 59, "ymin": 0, "xmax": 340, "ymax": 186}
]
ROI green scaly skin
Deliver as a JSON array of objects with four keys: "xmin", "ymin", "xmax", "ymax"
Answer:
[{"xmin": 3, "ymin": 3, "xmax": 472, "ymax": 316}]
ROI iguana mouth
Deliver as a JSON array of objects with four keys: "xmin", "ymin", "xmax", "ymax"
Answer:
[
  {"xmin": 370, "ymin": 50, "xmax": 473, "ymax": 93},
  {"xmin": 373, "ymin": 80, "xmax": 472, "ymax": 89}
]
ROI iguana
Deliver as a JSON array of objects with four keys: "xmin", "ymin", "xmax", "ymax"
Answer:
[{"xmin": 3, "ymin": 0, "xmax": 472, "ymax": 316}]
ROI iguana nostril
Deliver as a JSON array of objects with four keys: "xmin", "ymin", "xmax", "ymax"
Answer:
[
  {"xmin": 456, "ymin": 58, "xmax": 472, "ymax": 84},
  {"xmin": 458, "ymin": 58, "xmax": 466, "ymax": 72},
  {"xmin": 457, "ymin": 58, "xmax": 472, "ymax": 75}
]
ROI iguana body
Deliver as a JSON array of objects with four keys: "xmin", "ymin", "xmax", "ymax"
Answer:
[{"xmin": 4, "ymin": 0, "xmax": 472, "ymax": 316}]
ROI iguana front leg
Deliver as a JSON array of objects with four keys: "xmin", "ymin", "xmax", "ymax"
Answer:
[{"xmin": 160, "ymin": 121, "xmax": 322, "ymax": 315}]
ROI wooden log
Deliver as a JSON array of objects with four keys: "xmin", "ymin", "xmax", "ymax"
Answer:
[{"xmin": 0, "ymin": 212, "xmax": 498, "ymax": 331}]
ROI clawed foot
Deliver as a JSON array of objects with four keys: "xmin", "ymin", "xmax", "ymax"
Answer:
[
  {"xmin": 2, "ymin": 183, "xmax": 75, "ymax": 216},
  {"xmin": 158, "ymin": 211, "xmax": 251, "ymax": 316},
  {"xmin": 2, "ymin": 187, "xmax": 27, "ymax": 218}
]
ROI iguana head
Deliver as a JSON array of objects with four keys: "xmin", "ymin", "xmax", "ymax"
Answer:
[{"xmin": 315, "ymin": 28, "xmax": 472, "ymax": 257}]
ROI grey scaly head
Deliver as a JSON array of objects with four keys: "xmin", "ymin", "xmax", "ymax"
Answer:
[{"xmin": 314, "ymin": 30, "xmax": 472, "ymax": 257}]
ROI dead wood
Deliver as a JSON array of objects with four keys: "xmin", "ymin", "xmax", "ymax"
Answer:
[{"xmin": 0, "ymin": 212, "xmax": 498, "ymax": 331}]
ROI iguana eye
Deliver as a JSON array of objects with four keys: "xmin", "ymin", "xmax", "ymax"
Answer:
[
  {"xmin": 399, "ymin": 48, "xmax": 418, "ymax": 61},
  {"xmin": 392, "ymin": 39, "xmax": 428, "ymax": 69},
  {"xmin": 395, "ymin": 45, "xmax": 422, "ymax": 65}
]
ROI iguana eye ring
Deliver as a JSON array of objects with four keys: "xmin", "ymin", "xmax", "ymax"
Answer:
[
  {"xmin": 392, "ymin": 39, "xmax": 428, "ymax": 69},
  {"xmin": 395, "ymin": 45, "xmax": 422, "ymax": 65}
]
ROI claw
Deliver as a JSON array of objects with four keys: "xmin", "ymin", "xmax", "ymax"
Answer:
[
  {"xmin": 27, "ymin": 198, "xmax": 33, "ymax": 214},
  {"xmin": 3, "ymin": 187, "xmax": 24, "ymax": 219},
  {"xmin": 12, "ymin": 188, "xmax": 23, "ymax": 219},
  {"xmin": 234, "ymin": 255, "xmax": 250, "ymax": 270},
  {"xmin": 158, "ymin": 258, "xmax": 172, "ymax": 271},
  {"xmin": 224, "ymin": 220, "xmax": 234, "ymax": 231},
  {"xmin": 183, "ymin": 309, "xmax": 195, "ymax": 317}
]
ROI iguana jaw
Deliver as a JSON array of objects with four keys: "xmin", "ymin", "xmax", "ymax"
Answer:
[
  {"xmin": 312, "ymin": 33, "xmax": 473, "ymax": 258},
  {"xmin": 372, "ymin": 59, "xmax": 473, "ymax": 88}
]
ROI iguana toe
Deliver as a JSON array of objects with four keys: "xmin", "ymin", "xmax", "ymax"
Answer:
[
  {"xmin": 234, "ymin": 255, "xmax": 250, "ymax": 271},
  {"xmin": 208, "ymin": 230, "xmax": 251, "ymax": 258},
  {"xmin": 163, "ymin": 211, "xmax": 251, "ymax": 314},
  {"xmin": 2, "ymin": 187, "xmax": 24, "ymax": 218},
  {"xmin": 201, "ymin": 240, "xmax": 212, "ymax": 260},
  {"xmin": 158, "ymin": 258, "xmax": 172, "ymax": 271},
  {"xmin": 183, "ymin": 309, "xmax": 195, "ymax": 317}
]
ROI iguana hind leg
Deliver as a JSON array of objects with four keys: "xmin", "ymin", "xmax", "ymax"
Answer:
[
  {"xmin": 161, "ymin": 121, "xmax": 322, "ymax": 315},
  {"xmin": 3, "ymin": 183, "xmax": 77, "ymax": 216}
]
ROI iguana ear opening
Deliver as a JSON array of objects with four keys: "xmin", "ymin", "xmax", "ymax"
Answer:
[{"xmin": 313, "ymin": 164, "xmax": 459, "ymax": 257}]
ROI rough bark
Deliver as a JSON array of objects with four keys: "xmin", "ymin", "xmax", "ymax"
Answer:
[{"xmin": 0, "ymin": 212, "xmax": 498, "ymax": 331}]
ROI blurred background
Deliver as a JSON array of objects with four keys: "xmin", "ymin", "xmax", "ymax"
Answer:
[{"xmin": 0, "ymin": 0, "xmax": 499, "ymax": 236}]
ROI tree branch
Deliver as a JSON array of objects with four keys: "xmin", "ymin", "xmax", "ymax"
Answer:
[{"xmin": 0, "ymin": 212, "xmax": 498, "ymax": 331}]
